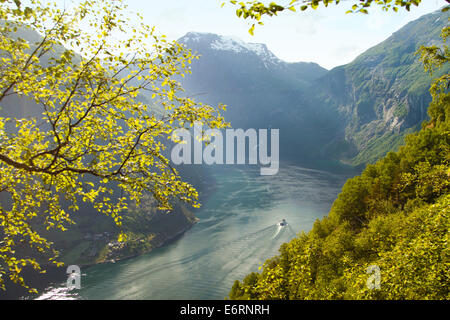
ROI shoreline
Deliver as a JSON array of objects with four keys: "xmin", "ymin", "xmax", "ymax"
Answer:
[
  {"xmin": 90, "ymin": 217, "xmax": 200, "ymax": 268},
  {"xmin": 90, "ymin": 167, "xmax": 217, "ymax": 267}
]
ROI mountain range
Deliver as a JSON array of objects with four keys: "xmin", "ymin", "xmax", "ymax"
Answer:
[{"xmin": 178, "ymin": 9, "xmax": 450, "ymax": 167}]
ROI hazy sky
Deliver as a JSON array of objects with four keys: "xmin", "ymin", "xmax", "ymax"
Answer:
[{"xmin": 122, "ymin": 0, "xmax": 446, "ymax": 70}]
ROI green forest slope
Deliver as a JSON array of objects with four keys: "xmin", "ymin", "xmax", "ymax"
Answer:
[
  {"xmin": 229, "ymin": 30, "xmax": 450, "ymax": 299},
  {"xmin": 230, "ymin": 110, "xmax": 449, "ymax": 300}
]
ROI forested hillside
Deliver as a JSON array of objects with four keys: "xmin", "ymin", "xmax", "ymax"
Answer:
[
  {"xmin": 230, "ymin": 108, "xmax": 449, "ymax": 298},
  {"xmin": 229, "ymin": 21, "xmax": 450, "ymax": 300},
  {"xmin": 229, "ymin": 81, "xmax": 449, "ymax": 300}
]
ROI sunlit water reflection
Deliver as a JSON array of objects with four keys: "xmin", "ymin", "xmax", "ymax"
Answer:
[{"xmin": 37, "ymin": 163, "xmax": 351, "ymax": 300}]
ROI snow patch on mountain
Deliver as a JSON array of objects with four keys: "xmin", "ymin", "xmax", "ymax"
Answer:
[
  {"xmin": 182, "ymin": 32, "xmax": 282, "ymax": 68},
  {"xmin": 212, "ymin": 34, "xmax": 281, "ymax": 67}
]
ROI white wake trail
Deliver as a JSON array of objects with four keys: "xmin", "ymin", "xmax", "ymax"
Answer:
[{"xmin": 272, "ymin": 224, "xmax": 285, "ymax": 240}]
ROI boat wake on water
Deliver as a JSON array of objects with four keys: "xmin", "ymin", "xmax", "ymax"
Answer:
[
  {"xmin": 149, "ymin": 223, "xmax": 287, "ymax": 270},
  {"xmin": 273, "ymin": 219, "xmax": 297, "ymax": 239},
  {"xmin": 131, "ymin": 224, "xmax": 279, "ymax": 276},
  {"xmin": 272, "ymin": 225, "xmax": 284, "ymax": 240}
]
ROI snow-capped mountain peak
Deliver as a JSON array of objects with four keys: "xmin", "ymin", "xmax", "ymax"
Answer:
[{"xmin": 180, "ymin": 32, "xmax": 282, "ymax": 68}]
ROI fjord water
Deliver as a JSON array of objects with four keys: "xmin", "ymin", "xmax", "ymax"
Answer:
[{"xmin": 37, "ymin": 163, "xmax": 351, "ymax": 300}]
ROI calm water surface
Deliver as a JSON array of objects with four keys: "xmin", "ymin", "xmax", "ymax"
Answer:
[{"xmin": 37, "ymin": 163, "xmax": 351, "ymax": 300}]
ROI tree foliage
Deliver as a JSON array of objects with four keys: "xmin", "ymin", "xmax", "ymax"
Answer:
[
  {"xmin": 0, "ymin": 0, "xmax": 227, "ymax": 292},
  {"xmin": 224, "ymin": 0, "xmax": 449, "ymax": 35}
]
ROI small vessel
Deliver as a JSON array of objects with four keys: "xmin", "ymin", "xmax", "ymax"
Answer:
[{"xmin": 279, "ymin": 219, "xmax": 287, "ymax": 227}]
